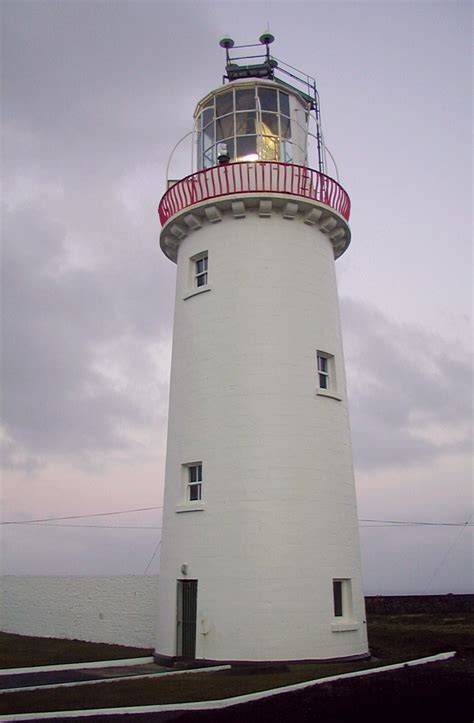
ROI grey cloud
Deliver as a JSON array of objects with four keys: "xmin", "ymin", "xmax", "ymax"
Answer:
[
  {"xmin": 341, "ymin": 298, "xmax": 472, "ymax": 471},
  {"xmin": 2, "ymin": 1, "xmax": 221, "ymax": 180},
  {"xmin": 1, "ymin": 202, "xmax": 171, "ymax": 466}
]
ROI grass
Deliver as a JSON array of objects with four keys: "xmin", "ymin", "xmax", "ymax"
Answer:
[
  {"xmin": 1, "ymin": 608, "xmax": 473, "ymax": 716},
  {"xmin": 0, "ymin": 632, "xmax": 153, "ymax": 668}
]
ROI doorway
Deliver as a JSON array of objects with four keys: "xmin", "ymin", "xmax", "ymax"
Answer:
[{"xmin": 176, "ymin": 579, "xmax": 198, "ymax": 659}]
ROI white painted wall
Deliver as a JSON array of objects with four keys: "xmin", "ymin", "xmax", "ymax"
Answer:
[
  {"xmin": 156, "ymin": 200, "xmax": 368, "ymax": 662},
  {"xmin": 1, "ymin": 576, "xmax": 159, "ymax": 648}
]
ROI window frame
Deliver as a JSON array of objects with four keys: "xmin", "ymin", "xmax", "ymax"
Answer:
[
  {"xmin": 332, "ymin": 578, "xmax": 353, "ymax": 619},
  {"xmin": 194, "ymin": 254, "xmax": 208, "ymax": 288},
  {"xmin": 317, "ymin": 352, "xmax": 330, "ymax": 390},
  {"xmin": 331, "ymin": 578, "xmax": 360, "ymax": 632},
  {"xmin": 176, "ymin": 462, "xmax": 206, "ymax": 513},
  {"xmin": 187, "ymin": 463, "xmax": 203, "ymax": 502},
  {"xmin": 183, "ymin": 252, "xmax": 211, "ymax": 301},
  {"xmin": 316, "ymin": 350, "xmax": 342, "ymax": 401}
]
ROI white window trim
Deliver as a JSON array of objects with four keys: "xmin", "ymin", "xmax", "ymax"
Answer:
[
  {"xmin": 184, "ymin": 252, "xmax": 210, "ymax": 300},
  {"xmin": 176, "ymin": 462, "xmax": 205, "ymax": 513},
  {"xmin": 183, "ymin": 286, "xmax": 212, "ymax": 301},
  {"xmin": 317, "ymin": 388, "xmax": 342, "ymax": 401},
  {"xmin": 193, "ymin": 253, "xmax": 208, "ymax": 288},
  {"xmin": 331, "ymin": 578, "xmax": 359, "ymax": 632},
  {"xmin": 331, "ymin": 622, "xmax": 360, "ymax": 632},
  {"xmin": 176, "ymin": 503, "xmax": 206, "ymax": 513},
  {"xmin": 316, "ymin": 350, "xmax": 342, "ymax": 401}
]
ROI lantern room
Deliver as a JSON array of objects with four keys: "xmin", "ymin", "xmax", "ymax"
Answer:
[
  {"xmin": 190, "ymin": 32, "xmax": 327, "ymax": 174},
  {"xmin": 194, "ymin": 78, "xmax": 311, "ymax": 169}
]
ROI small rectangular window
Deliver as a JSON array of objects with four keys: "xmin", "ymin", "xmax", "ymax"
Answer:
[
  {"xmin": 333, "ymin": 578, "xmax": 353, "ymax": 619},
  {"xmin": 317, "ymin": 352, "xmax": 330, "ymax": 389},
  {"xmin": 333, "ymin": 580, "xmax": 343, "ymax": 617},
  {"xmin": 187, "ymin": 463, "xmax": 202, "ymax": 502},
  {"xmin": 195, "ymin": 255, "xmax": 208, "ymax": 287}
]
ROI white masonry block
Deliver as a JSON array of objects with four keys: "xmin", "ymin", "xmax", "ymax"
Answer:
[
  {"xmin": 169, "ymin": 224, "xmax": 187, "ymax": 240},
  {"xmin": 232, "ymin": 201, "xmax": 246, "ymax": 218},
  {"xmin": 205, "ymin": 206, "xmax": 222, "ymax": 223},
  {"xmin": 304, "ymin": 208, "xmax": 323, "ymax": 225},
  {"xmin": 283, "ymin": 202, "xmax": 299, "ymax": 219},
  {"xmin": 319, "ymin": 216, "xmax": 338, "ymax": 233},
  {"xmin": 259, "ymin": 199, "xmax": 273, "ymax": 217},
  {"xmin": 184, "ymin": 214, "xmax": 202, "ymax": 230}
]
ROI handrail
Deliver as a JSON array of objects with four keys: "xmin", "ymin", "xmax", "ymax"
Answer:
[{"xmin": 158, "ymin": 162, "xmax": 350, "ymax": 226}]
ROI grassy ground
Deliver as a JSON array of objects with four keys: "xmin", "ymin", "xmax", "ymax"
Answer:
[
  {"xmin": 0, "ymin": 632, "xmax": 153, "ymax": 668},
  {"xmin": 167, "ymin": 657, "xmax": 472, "ymax": 723},
  {"xmin": 1, "ymin": 607, "xmax": 473, "ymax": 716}
]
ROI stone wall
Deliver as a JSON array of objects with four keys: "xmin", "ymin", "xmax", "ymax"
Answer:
[
  {"xmin": 0, "ymin": 575, "xmax": 159, "ymax": 648},
  {"xmin": 365, "ymin": 594, "xmax": 473, "ymax": 615}
]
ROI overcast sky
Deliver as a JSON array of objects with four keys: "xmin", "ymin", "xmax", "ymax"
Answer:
[{"xmin": 1, "ymin": 0, "xmax": 472, "ymax": 595}]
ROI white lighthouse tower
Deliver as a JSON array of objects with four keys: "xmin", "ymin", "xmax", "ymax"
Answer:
[{"xmin": 156, "ymin": 35, "xmax": 368, "ymax": 663}]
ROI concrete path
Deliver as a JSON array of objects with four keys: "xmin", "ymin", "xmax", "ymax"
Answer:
[{"xmin": 0, "ymin": 663, "xmax": 167, "ymax": 691}]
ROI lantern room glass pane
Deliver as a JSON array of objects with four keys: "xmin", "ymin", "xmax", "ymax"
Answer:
[
  {"xmin": 279, "ymin": 91, "xmax": 290, "ymax": 117},
  {"xmin": 281, "ymin": 140, "xmax": 293, "ymax": 162},
  {"xmin": 203, "ymin": 123, "xmax": 214, "ymax": 150},
  {"xmin": 216, "ymin": 91, "xmax": 233, "ymax": 117},
  {"xmin": 258, "ymin": 87, "xmax": 278, "ymax": 111},
  {"xmin": 225, "ymin": 138, "xmax": 234, "ymax": 161},
  {"xmin": 258, "ymin": 134, "xmax": 279, "ymax": 161},
  {"xmin": 280, "ymin": 115, "xmax": 291, "ymax": 139},
  {"xmin": 261, "ymin": 112, "xmax": 279, "ymax": 135},
  {"xmin": 236, "ymin": 135, "xmax": 257, "ymax": 161},
  {"xmin": 203, "ymin": 148, "xmax": 215, "ymax": 168},
  {"xmin": 202, "ymin": 107, "xmax": 214, "ymax": 127},
  {"xmin": 235, "ymin": 111, "xmax": 256, "ymax": 136},
  {"xmin": 236, "ymin": 88, "xmax": 256, "ymax": 110},
  {"xmin": 216, "ymin": 113, "xmax": 234, "ymax": 141}
]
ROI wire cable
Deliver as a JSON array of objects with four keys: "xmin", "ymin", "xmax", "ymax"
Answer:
[
  {"xmin": 1, "ymin": 506, "xmax": 163, "ymax": 525},
  {"xmin": 359, "ymin": 519, "xmax": 472, "ymax": 527},
  {"xmin": 144, "ymin": 539, "xmax": 162, "ymax": 575},
  {"xmin": 422, "ymin": 515, "xmax": 473, "ymax": 593},
  {"xmin": 4, "ymin": 523, "xmax": 162, "ymax": 530}
]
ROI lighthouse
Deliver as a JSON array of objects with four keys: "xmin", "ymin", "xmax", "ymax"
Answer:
[{"xmin": 155, "ymin": 35, "xmax": 368, "ymax": 663}]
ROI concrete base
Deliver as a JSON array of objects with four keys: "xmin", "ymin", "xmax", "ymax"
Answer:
[{"xmin": 153, "ymin": 651, "xmax": 371, "ymax": 667}]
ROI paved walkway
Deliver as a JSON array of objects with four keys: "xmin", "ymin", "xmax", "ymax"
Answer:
[{"xmin": 0, "ymin": 662, "xmax": 168, "ymax": 691}]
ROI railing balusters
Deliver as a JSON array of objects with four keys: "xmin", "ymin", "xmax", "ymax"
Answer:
[{"xmin": 158, "ymin": 162, "xmax": 350, "ymax": 224}]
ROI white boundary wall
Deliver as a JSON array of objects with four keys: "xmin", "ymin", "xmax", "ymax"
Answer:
[{"xmin": 0, "ymin": 576, "xmax": 159, "ymax": 648}]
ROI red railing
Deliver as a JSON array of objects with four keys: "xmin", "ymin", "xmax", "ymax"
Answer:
[{"xmin": 158, "ymin": 162, "xmax": 350, "ymax": 226}]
